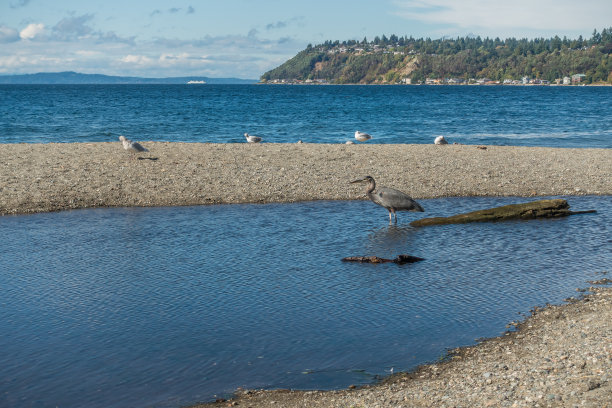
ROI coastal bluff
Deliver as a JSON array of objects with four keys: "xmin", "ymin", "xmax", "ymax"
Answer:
[{"xmin": 1, "ymin": 142, "xmax": 611, "ymax": 215}]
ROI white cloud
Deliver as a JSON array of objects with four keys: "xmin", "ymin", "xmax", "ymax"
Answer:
[
  {"xmin": 120, "ymin": 54, "xmax": 153, "ymax": 65},
  {"xmin": 75, "ymin": 50, "xmax": 102, "ymax": 57},
  {"xmin": 393, "ymin": 0, "xmax": 612, "ymax": 36},
  {"xmin": 0, "ymin": 54, "xmax": 69, "ymax": 72},
  {"xmin": 20, "ymin": 23, "xmax": 45, "ymax": 40},
  {"xmin": 2, "ymin": 13, "xmax": 304, "ymax": 78},
  {"xmin": 0, "ymin": 55, "xmax": 29, "ymax": 70}
]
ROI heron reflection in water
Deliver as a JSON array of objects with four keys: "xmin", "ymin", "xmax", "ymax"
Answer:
[{"xmin": 351, "ymin": 176, "xmax": 424, "ymax": 224}]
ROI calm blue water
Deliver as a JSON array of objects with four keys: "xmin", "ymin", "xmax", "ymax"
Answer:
[
  {"xmin": 1, "ymin": 84, "xmax": 611, "ymax": 147},
  {"xmin": 1, "ymin": 196, "xmax": 610, "ymax": 408}
]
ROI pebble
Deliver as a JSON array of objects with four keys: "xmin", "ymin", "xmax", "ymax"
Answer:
[{"xmin": 2, "ymin": 143, "xmax": 611, "ymax": 215}]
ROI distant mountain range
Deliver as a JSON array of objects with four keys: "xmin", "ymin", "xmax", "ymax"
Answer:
[{"xmin": 0, "ymin": 71, "xmax": 258, "ymax": 84}]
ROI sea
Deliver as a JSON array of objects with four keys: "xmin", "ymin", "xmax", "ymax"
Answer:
[
  {"xmin": 0, "ymin": 85, "xmax": 611, "ymax": 408},
  {"xmin": 1, "ymin": 84, "xmax": 611, "ymax": 147}
]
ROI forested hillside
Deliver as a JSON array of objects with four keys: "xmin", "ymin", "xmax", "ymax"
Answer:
[{"xmin": 261, "ymin": 28, "xmax": 612, "ymax": 84}]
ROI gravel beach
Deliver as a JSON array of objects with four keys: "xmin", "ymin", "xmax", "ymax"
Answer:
[
  {"xmin": 1, "ymin": 142, "xmax": 610, "ymax": 407},
  {"xmin": 0, "ymin": 142, "xmax": 610, "ymax": 215}
]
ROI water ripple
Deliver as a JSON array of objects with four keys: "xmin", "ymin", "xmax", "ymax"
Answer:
[
  {"xmin": 1, "ymin": 85, "xmax": 611, "ymax": 147},
  {"xmin": 0, "ymin": 196, "xmax": 609, "ymax": 408}
]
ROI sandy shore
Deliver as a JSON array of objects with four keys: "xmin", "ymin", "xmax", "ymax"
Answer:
[
  {"xmin": 0, "ymin": 142, "xmax": 610, "ymax": 215},
  {"xmin": 2, "ymin": 142, "xmax": 611, "ymax": 407}
]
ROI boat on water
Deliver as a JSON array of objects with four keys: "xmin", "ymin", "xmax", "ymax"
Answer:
[{"xmin": 187, "ymin": 80, "xmax": 206, "ymax": 84}]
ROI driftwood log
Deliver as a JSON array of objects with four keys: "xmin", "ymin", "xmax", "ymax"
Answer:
[
  {"xmin": 410, "ymin": 199, "xmax": 595, "ymax": 227},
  {"xmin": 341, "ymin": 254, "xmax": 425, "ymax": 264}
]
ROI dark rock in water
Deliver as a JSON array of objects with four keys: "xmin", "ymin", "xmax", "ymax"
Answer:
[
  {"xmin": 394, "ymin": 254, "xmax": 426, "ymax": 264},
  {"xmin": 342, "ymin": 256, "xmax": 388, "ymax": 264},
  {"xmin": 341, "ymin": 254, "xmax": 424, "ymax": 264},
  {"xmin": 409, "ymin": 199, "xmax": 596, "ymax": 227}
]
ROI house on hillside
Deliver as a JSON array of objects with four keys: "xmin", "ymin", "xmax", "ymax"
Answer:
[
  {"xmin": 476, "ymin": 78, "xmax": 492, "ymax": 85},
  {"xmin": 572, "ymin": 74, "xmax": 586, "ymax": 84}
]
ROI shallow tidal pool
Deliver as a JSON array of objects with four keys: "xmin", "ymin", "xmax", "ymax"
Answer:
[{"xmin": 0, "ymin": 196, "xmax": 610, "ymax": 408}]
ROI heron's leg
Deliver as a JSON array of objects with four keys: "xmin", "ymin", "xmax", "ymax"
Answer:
[{"xmin": 388, "ymin": 211, "xmax": 393, "ymax": 224}]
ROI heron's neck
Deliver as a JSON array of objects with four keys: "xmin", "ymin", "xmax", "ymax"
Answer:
[{"xmin": 366, "ymin": 180, "xmax": 376, "ymax": 194}]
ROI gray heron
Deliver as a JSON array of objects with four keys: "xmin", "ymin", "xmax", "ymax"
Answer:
[
  {"xmin": 354, "ymin": 130, "xmax": 372, "ymax": 142},
  {"xmin": 351, "ymin": 176, "xmax": 424, "ymax": 224},
  {"xmin": 119, "ymin": 135, "xmax": 149, "ymax": 158}
]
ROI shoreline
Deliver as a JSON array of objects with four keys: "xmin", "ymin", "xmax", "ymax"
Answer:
[
  {"xmin": 196, "ymin": 286, "xmax": 611, "ymax": 408},
  {"xmin": 1, "ymin": 142, "xmax": 611, "ymax": 216},
  {"xmin": 2, "ymin": 142, "xmax": 610, "ymax": 407}
]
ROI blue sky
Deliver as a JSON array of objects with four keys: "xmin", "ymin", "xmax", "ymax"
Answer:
[{"xmin": 1, "ymin": 0, "xmax": 610, "ymax": 79}]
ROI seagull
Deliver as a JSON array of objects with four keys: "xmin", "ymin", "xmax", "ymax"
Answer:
[
  {"xmin": 244, "ymin": 133, "xmax": 262, "ymax": 143},
  {"xmin": 354, "ymin": 130, "xmax": 372, "ymax": 142},
  {"xmin": 119, "ymin": 135, "xmax": 149, "ymax": 158},
  {"xmin": 434, "ymin": 135, "xmax": 449, "ymax": 145}
]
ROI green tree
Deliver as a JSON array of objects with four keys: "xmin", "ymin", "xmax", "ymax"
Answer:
[{"xmin": 260, "ymin": 29, "xmax": 612, "ymax": 85}]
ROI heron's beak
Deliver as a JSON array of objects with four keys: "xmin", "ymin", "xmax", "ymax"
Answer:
[{"xmin": 350, "ymin": 178, "xmax": 365, "ymax": 184}]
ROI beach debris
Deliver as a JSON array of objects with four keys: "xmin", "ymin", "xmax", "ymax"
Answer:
[
  {"xmin": 410, "ymin": 199, "xmax": 596, "ymax": 227},
  {"xmin": 119, "ymin": 135, "xmax": 149, "ymax": 158},
  {"xmin": 477, "ymin": 145, "xmax": 487, "ymax": 150},
  {"xmin": 354, "ymin": 130, "xmax": 372, "ymax": 142},
  {"xmin": 342, "ymin": 254, "xmax": 425, "ymax": 264},
  {"xmin": 434, "ymin": 135, "xmax": 448, "ymax": 145},
  {"xmin": 346, "ymin": 140, "xmax": 355, "ymax": 144},
  {"xmin": 244, "ymin": 133, "xmax": 262, "ymax": 143}
]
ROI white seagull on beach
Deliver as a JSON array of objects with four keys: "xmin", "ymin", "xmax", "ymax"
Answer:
[
  {"xmin": 434, "ymin": 135, "xmax": 449, "ymax": 145},
  {"xmin": 354, "ymin": 130, "xmax": 372, "ymax": 142},
  {"xmin": 244, "ymin": 133, "xmax": 262, "ymax": 143},
  {"xmin": 119, "ymin": 135, "xmax": 149, "ymax": 158}
]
